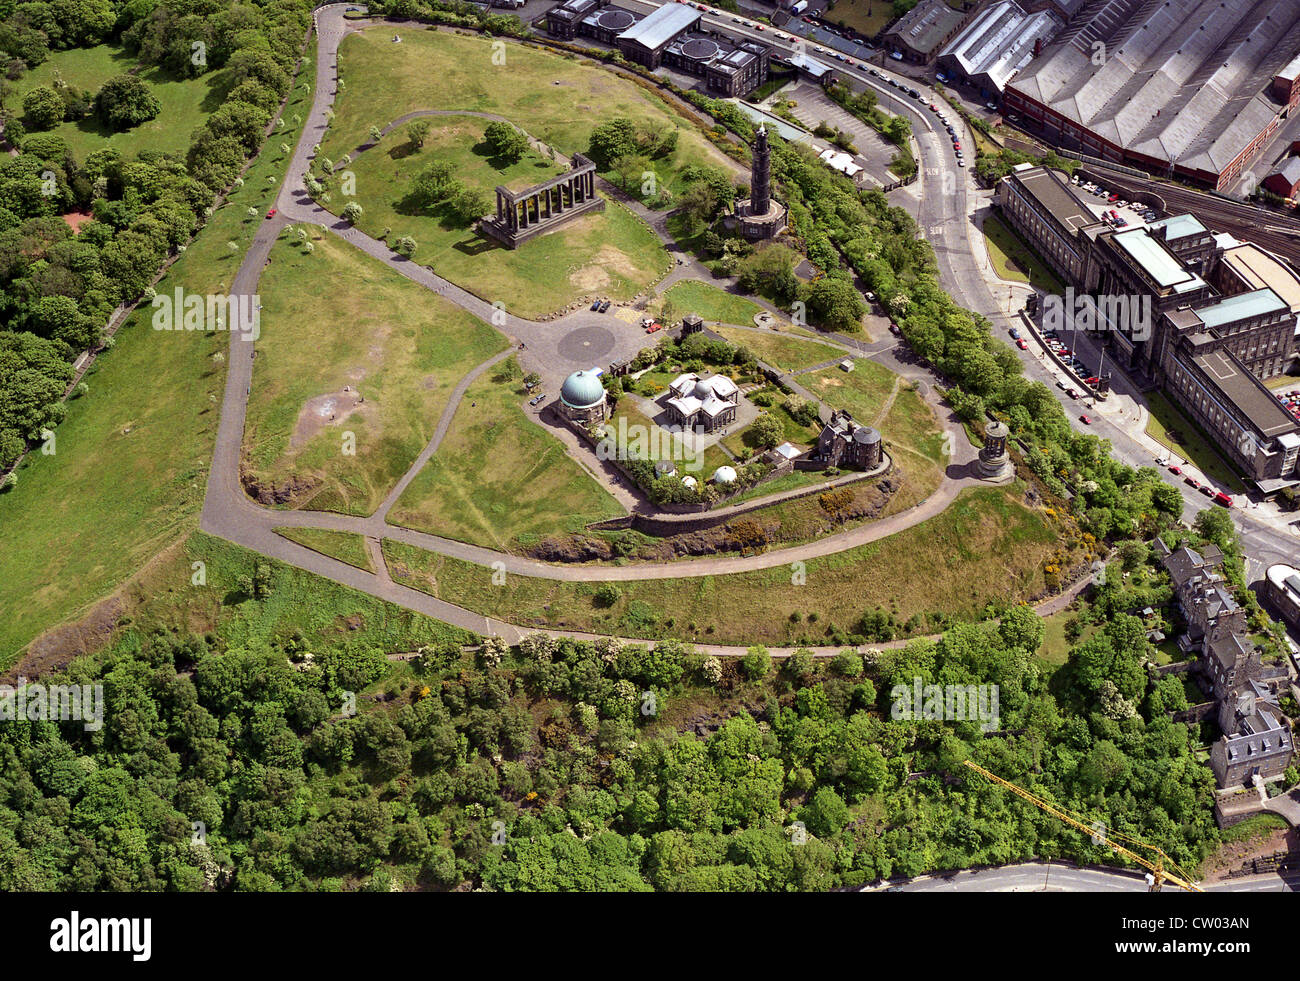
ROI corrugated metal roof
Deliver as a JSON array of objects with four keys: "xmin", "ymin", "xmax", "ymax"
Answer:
[{"xmin": 617, "ymin": 2, "xmax": 699, "ymax": 50}]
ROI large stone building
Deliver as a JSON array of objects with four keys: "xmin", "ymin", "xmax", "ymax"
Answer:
[
  {"xmin": 882, "ymin": 0, "xmax": 970, "ymax": 66},
  {"xmin": 479, "ymin": 154, "xmax": 604, "ymax": 249},
  {"xmin": 815, "ymin": 409, "xmax": 882, "ymax": 470},
  {"xmin": 663, "ymin": 372, "xmax": 739, "ymax": 432},
  {"xmin": 547, "ymin": 0, "xmax": 769, "ymax": 96},
  {"xmin": 556, "ymin": 368, "xmax": 610, "ymax": 427},
  {"xmin": 995, "ymin": 165, "xmax": 1300, "ymax": 490},
  {"xmin": 1004, "ymin": 0, "xmax": 1300, "ymax": 190},
  {"xmin": 1156, "ymin": 540, "xmax": 1294, "ymax": 788}
]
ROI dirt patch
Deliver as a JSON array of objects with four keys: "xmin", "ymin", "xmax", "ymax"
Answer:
[
  {"xmin": 815, "ymin": 376, "xmax": 845, "ymax": 389},
  {"xmin": 4, "ymin": 595, "xmax": 123, "ymax": 685},
  {"xmin": 62, "ymin": 210, "xmax": 94, "ymax": 234},
  {"xmin": 569, "ymin": 243, "xmax": 640, "ymax": 291},
  {"xmin": 241, "ymin": 468, "xmax": 323, "ymax": 507},
  {"xmin": 1202, "ymin": 827, "xmax": 1298, "ymax": 882},
  {"xmin": 290, "ymin": 388, "xmax": 368, "ymax": 449}
]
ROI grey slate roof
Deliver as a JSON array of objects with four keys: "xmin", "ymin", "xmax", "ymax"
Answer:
[
  {"xmin": 617, "ymin": 2, "xmax": 699, "ymax": 50},
  {"xmin": 1006, "ymin": 0, "xmax": 1300, "ymax": 176}
]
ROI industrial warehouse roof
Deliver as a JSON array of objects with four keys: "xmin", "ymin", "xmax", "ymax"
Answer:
[
  {"xmin": 938, "ymin": 0, "xmax": 1063, "ymax": 94},
  {"xmin": 617, "ymin": 2, "xmax": 699, "ymax": 50},
  {"xmin": 1269, "ymin": 157, "xmax": 1300, "ymax": 187},
  {"xmin": 884, "ymin": 0, "xmax": 965, "ymax": 56},
  {"xmin": 1006, "ymin": 0, "xmax": 1300, "ymax": 178},
  {"xmin": 1195, "ymin": 288, "xmax": 1288, "ymax": 330}
]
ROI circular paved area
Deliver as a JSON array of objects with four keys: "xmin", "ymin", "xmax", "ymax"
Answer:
[{"xmin": 556, "ymin": 323, "xmax": 617, "ymax": 365}]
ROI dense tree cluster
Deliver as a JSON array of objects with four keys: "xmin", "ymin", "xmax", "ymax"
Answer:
[
  {"xmin": 0, "ymin": 0, "xmax": 312, "ymax": 471},
  {"xmin": 0, "ymin": 588, "xmax": 1222, "ymax": 890}
]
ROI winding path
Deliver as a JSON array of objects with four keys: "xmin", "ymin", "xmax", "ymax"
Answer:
[{"xmin": 197, "ymin": 6, "xmax": 1056, "ymax": 652}]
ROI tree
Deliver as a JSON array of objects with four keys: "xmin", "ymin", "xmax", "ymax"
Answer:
[
  {"xmin": 482, "ymin": 120, "xmax": 528, "ymax": 163},
  {"xmin": 22, "ymin": 86, "xmax": 64, "ymax": 130},
  {"xmin": 745, "ymin": 412, "xmax": 783, "ymax": 450},
  {"xmin": 392, "ymin": 236, "xmax": 417, "ymax": 258},
  {"xmin": 409, "ymin": 160, "xmax": 457, "ymax": 208},
  {"xmin": 586, "ymin": 117, "xmax": 639, "ymax": 169},
  {"xmin": 447, "ymin": 187, "xmax": 488, "ymax": 226},
  {"xmin": 741, "ymin": 645, "xmax": 771, "ymax": 680},
  {"xmin": 1193, "ymin": 507, "xmax": 1235, "ymax": 553},
  {"xmin": 368, "ymin": 125, "xmax": 382, "ymax": 143},
  {"xmin": 407, "ymin": 119, "xmax": 430, "ymax": 149},
  {"xmin": 802, "ymin": 276, "xmax": 866, "ymax": 331},
  {"xmin": 94, "ymin": 75, "xmax": 161, "ymax": 131},
  {"xmin": 342, "ymin": 201, "xmax": 363, "ymax": 224}
]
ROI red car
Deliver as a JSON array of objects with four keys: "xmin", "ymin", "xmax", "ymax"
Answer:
[
  {"xmin": 1183, "ymin": 474, "xmax": 1200, "ymax": 489},
  {"xmin": 1016, "ymin": 338, "xmax": 1028, "ymax": 350},
  {"xmin": 645, "ymin": 323, "xmax": 661, "ymax": 333},
  {"xmin": 266, "ymin": 208, "xmax": 277, "ymax": 219},
  {"xmin": 1079, "ymin": 414, "xmax": 1092, "ymax": 425},
  {"xmin": 1167, "ymin": 464, "xmax": 1182, "ymax": 475},
  {"xmin": 1214, "ymin": 491, "xmax": 1234, "ymax": 508}
]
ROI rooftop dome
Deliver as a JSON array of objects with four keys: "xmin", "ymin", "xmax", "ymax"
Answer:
[
  {"xmin": 693, "ymin": 379, "xmax": 714, "ymax": 400},
  {"xmin": 681, "ymin": 475, "xmax": 698, "ymax": 490},
  {"xmin": 712, "ymin": 465, "xmax": 737, "ymax": 484},
  {"xmin": 853, "ymin": 426, "xmax": 881, "ymax": 445},
  {"xmin": 559, "ymin": 370, "xmax": 606, "ymax": 409}
]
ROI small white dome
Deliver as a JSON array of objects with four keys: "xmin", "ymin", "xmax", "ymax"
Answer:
[{"xmin": 712, "ymin": 465, "xmax": 737, "ymax": 484}]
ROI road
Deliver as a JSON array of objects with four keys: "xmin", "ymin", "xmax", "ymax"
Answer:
[{"xmin": 870, "ymin": 861, "xmax": 1298, "ymax": 892}]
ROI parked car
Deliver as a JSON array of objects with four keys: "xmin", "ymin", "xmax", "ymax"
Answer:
[
  {"xmin": 1066, "ymin": 388, "xmax": 1079, "ymax": 400},
  {"xmin": 889, "ymin": 324, "xmax": 901, "ymax": 336},
  {"xmin": 1009, "ymin": 327, "xmax": 1021, "ymax": 339},
  {"xmin": 957, "ymin": 159, "xmax": 965, "ymax": 167},
  {"xmin": 1079, "ymin": 413, "xmax": 1092, "ymax": 424},
  {"xmin": 1016, "ymin": 338, "xmax": 1028, "ymax": 350},
  {"xmin": 645, "ymin": 323, "xmax": 661, "ymax": 333},
  {"xmin": 1167, "ymin": 464, "xmax": 1182, "ymax": 475},
  {"xmin": 266, "ymin": 208, "xmax": 277, "ymax": 219},
  {"xmin": 1084, "ymin": 376, "xmax": 1100, "ymax": 385},
  {"xmin": 1214, "ymin": 491, "xmax": 1234, "ymax": 508},
  {"xmin": 590, "ymin": 299, "xmax": 601, "ymax": 311},
  {"xmin": 890, "ymin": 51, "xmax": 903, "ymax": 60},
  {"xmin": 985, "ymin": 101, "xmax": 998, "ymax": 110},
  {"xmin": 528, "ymin": 394, "xmax": 545, "ymax": 406},
  {"xmin": 1183, "ymin": 475, "xmax": 1200, "ymax": 489},
  {"xmin": 598, "ymin": 299, "xmax": 611, "ymax": 312},
  {"xmin": 1055, "ymin": 380, "xmax": 1067, "ymax": 391},
  {"xmin": 1107, "ymin": 193, "xmax": 1119, "ymax": 203},
  {"xmin": 1199, "ymin": 484, "xmax": 1214, "ymax": 498},
  {"xmin": 935, "ymin": 72, "xmax": 948, "ymax": 83}
]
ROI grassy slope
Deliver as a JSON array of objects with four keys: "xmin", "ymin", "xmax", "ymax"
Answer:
[
  {"xmin": 714, "ymin": 326, "xmax": 844, "ymax": 372},
  {"xmin": 663, "ymin": 282, "xmax": 762, "ymax": 326},
  {"xmin": 322, "ymin": 27, "xmax": 738, "ymax": 194},
  {"xmin": 6, "ymin": 44, "xmax": 232, "ymax": 161},
  {"xmin": 243, "ymin": 228, "xmax": 507, "ymax": 515},
  {"xmin": 273, "ymin": 526, "xmax": 375, "ymax": 573},
  {"xmin": 331, "ymin": 120, "xmax": 667, "ymax": 318},
  {"xmin": 1144, "ymin": 391, "xmax": 1247, "ymax": 493},
  {"xmin": 388, "ymin": 357, "xmax": 626, "ymax": 549},
  {"xmin": 0, "ymin": 46, "xmax": 318, "ymax": 666},
  {"xmin": 384, "ymin": 482, "xmax": 1068, "ymax": 646}
]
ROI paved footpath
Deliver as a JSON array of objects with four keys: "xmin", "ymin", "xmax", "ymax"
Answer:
[{"xmin": 198, "ymin": 6, "xmax": 1061, "ymax": 653}]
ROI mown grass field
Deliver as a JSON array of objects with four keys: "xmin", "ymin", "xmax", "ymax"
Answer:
[
  {"xmin": 5, "ymin": 43, "xmax": 232, "ymax": 161},
  {"xmin": 243, "ymin": 228, "xmax": 507, "ymax": 515},
  {"xmin": 982, "ymin": 214, "xmax": 1066, "ymax": 295},
  {"xmin": 123, "ymin": 532, "xmax": 473, "ymax": 653},
  {"xmin": 322, "ymin": 27, "xmax": 740, "ymax": 194},
  {"xmin": 0, "ymin": 43, "xmax": 319, "ymax": 667},
  {"xmin": 714, "ymin": 326, "xmax": 844, "ymax": 372},
  {"xmin": 274, "ymin": 526, "xmax": 375, "ymax": 573},
  {"xmin": 383, "ymin": 482, "xmax": 1068, "ymax": 645},
  {"xmin": 662, "ymin": 281, "xmax": 761, "ymax": 326},
  {"xmin": 329, "ymin": 117, "xmax": 668, "ymax": 317},
  {"xmin": 388, "ymin": 358, "xmax": 625, "ymax": 549}
]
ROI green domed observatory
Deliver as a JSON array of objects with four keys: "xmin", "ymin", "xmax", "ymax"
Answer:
[{"xmin": 556, "ymin": 368, "xmax": 609, "ymax": 425}]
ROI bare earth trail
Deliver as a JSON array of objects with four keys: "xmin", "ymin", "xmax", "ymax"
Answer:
[{"xmin": 197, "ymin": 5, "xmax": 1048, "ymax": 653}]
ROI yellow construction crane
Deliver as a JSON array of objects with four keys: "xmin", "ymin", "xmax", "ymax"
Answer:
[{"xmin": 962, "ymin": 760, "xmax": 1203, "ymax": 892}]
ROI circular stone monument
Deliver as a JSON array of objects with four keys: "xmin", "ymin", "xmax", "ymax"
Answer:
[{"xmin": 976, "ymin": 420, "xmax": 1012, "ymax": 481}]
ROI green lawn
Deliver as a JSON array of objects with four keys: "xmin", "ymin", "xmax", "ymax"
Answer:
[
  {"xmin": 383, "ymin": 482, "xmax": 1070, "ymax": 645},
  {"xmin": 5, "ymin": 43, "xmax": 231, "ymax": 161},
  {"xmin": 273, "ymin": 526, "xmax": 375, "ymax": 573},
  {"xmin": 982, "ymin": 214, "xmax": 1066, "ymax": 295},
  {"xmin": 388, "ymin": 358, "xmax": 626, "ymax": 550},
  {"xmin": 803, "ymin": 359, "xmax": 900, "ymax": 422},
  {"xmin": 714, "ymin": 326, "xmax": 844, "ymax": 372},
  {"xmin": 324, "ymin": 117, "xmax": 668, "ymax": 318},
  {"xmin": 1143, "ymin": 390, "xmax": 1247, "ymax": 493},
  {"xmin": 322, "ymin": 27, "xmax": 739, "ymax": 197},
  {"xmin": 1263, "ymin": 370, "xmax": 1300, "ymax": 391},
  {"xmin": 663, "ymin": 281, "xmax": 762, "ymax": 326},
  {"xmin": 243, "ymin": 227, "xmax": 508, "ymax": 516},
  {"xmin": 0, "ymin": 43, "xmax": 319, "ymax": 667}
]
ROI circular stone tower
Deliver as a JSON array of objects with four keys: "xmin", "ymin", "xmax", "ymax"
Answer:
[{"xmin": 976, "ymin": 420, "xmax": 1012, "ymax": 481}]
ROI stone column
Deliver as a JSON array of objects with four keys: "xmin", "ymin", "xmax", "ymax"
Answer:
[{"xmin": 496, "ymin": 190, "xmax": 504, "ymax": 222}]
